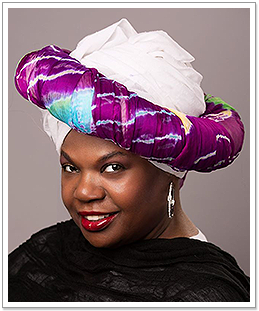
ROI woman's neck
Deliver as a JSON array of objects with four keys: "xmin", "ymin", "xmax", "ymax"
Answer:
[{"xmin": 157, "ymin": 202, "xmax": 198, "ymax": 240}]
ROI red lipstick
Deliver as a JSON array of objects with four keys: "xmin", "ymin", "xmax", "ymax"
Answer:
[{"xmin": 79, "ymin": 211, "xmax": 118, "ymax": 232}]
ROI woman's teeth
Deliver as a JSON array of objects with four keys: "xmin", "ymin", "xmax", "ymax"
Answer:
[{"xmin": 83, "ymin": 214, "xmax": 111, "ymax": 221}]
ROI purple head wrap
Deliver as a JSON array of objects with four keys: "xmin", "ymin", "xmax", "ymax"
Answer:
[
  {"xmin": 15, "ymin": 19, "xmax": 244, "ymax": 183},
  {"xmin": 14, "ymin": 44, "xmax": 244, "ymax": 179}
]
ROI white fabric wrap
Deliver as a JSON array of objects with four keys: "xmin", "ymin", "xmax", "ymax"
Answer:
[{"xmin": 43, "ymin": 18, "xmax": 206, "ymax": 178}]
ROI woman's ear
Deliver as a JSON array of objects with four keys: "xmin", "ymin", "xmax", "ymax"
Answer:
[{"xmin": 165, "ymin": 173, "xmax": 180, "ymax": 190}]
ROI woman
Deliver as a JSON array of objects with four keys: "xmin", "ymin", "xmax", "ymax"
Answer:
[{"xmin": 9, "ymin": 19, "xmax": 249, "ymax": 302}]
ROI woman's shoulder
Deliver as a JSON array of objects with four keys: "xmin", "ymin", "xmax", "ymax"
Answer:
[
  {"xmin": 29, "ymin": 218, "xmax": 77, "ymax": 245},
  {"xmin": 8, "ymin": 219, "xmax": 81, "ymax": 302},
  {"xmin": 9, "ymin": 219, "xmax": 77, "ymax": 271}
]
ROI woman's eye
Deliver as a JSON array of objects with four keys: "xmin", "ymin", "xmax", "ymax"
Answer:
[
  {"xmin": 103, "ymin": 164, "xmax": 123, "ymax": 173},
  {"xmin": 62, "ymin": 164, "xmax": 79, "ymax": 173}
]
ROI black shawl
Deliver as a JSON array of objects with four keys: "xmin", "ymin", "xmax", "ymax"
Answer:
[{"xmin": 9, "ymin": 220, "xmax": 250, "ymax": 302}]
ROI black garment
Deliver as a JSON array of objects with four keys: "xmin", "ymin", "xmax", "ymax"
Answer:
[{"xmin": 9, "ymin": 220, "xmax": 249, "ymax": 302}]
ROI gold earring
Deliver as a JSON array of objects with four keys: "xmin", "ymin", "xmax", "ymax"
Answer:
[{"xmin": 167, "ymin": 182, "xmax": 175, "ymax": 218}]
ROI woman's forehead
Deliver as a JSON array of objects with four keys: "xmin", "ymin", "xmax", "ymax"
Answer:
[
  {"xmin": 62, "ymin": 129, "xmax": 133, "ymax": 159},
  {"xmin": 60, "ymin": 129, "xmax": 160, "ymax": 173},
  {"xmin": 63, "ymin": 129, "xmax": 115, "ymax": 149}
]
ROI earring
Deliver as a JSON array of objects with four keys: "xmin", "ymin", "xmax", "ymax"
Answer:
[{"xmin": 167, "ymin": 182, "xmax": 175, "ymax": 218}]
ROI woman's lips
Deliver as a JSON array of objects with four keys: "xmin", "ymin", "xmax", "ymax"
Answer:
[{"xmin": 78, "ymin": 211, "xmax": 118, "ymax": 232}]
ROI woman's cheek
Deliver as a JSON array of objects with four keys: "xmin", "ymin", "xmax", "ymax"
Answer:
[
  {"xmin": 61, "ymin": 178, "xmax": 74, "ymax": 210},
  {"xmin": 107, "ymin": 176, "xmax": 141, "ymax": 206}
]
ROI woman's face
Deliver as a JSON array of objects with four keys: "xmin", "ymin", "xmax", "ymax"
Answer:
[{"xmin": 61, "ymin": 130, "xmax": 172, "ymax": 248}]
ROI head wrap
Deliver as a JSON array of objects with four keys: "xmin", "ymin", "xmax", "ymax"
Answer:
[{"xmin": 14, "ymin": 19, "xmax": 244, "ymax": 179}]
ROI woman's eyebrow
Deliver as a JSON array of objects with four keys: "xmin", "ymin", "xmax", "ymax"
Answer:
[
  {"xmin": 60, "ymin": 149, "xmax": 128, "ymax": 164},
  {"xmin": 97, "ymin": 151, "xmax": 128, "ymax": 163},
  {"xmin": 60, "ymin": 150, "xmax": 77, "ymax": 166}
]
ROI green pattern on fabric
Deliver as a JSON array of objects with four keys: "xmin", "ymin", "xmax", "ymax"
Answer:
[{"xmin": 205, "ymin": 94, "xmax": 236, "ymax": 111}]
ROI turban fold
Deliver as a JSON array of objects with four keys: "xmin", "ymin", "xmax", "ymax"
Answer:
[
  {"xmin": 14, "ymin": 21, "xmax": 244, "ymax": 178},
  {"xmin": 69, "ymin": 19, "xmax": 206, "ymax": 117}
]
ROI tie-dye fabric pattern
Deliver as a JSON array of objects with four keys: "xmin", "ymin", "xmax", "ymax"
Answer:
[{"xmin": 15, "ymin": 45, "xmax": 244, "ymax": 173}]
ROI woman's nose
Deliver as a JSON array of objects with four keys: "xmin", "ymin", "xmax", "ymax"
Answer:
[{"xmin": 74, "ymin": 173, "xmax": 105, "ymax": 202}]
